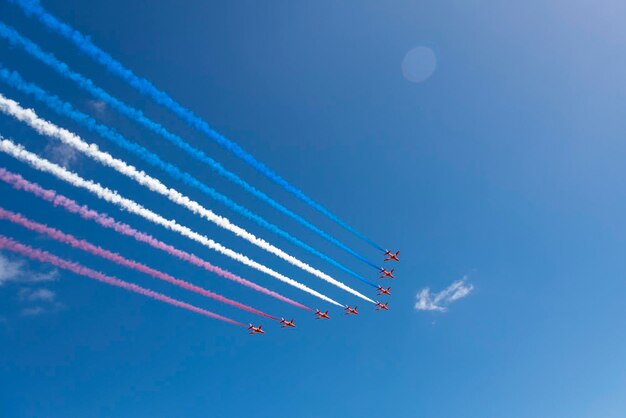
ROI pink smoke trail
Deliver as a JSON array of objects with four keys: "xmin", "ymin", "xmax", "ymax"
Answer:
[
  {"xmin": 0, "ymin": 168, "xmax": 313, "ymax": 312},
  {"xmin": 0, "ymin": 207, "xmax": 277, "ymax": 320},
  {"xmin": 0, "ymin": 235, "xmax": 245, "ymax": 327}
]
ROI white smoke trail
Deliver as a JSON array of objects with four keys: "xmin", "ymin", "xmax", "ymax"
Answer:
[
  {"xmin": 0, "ymin": 137, "xmax": 343, "ymax": 307},
  {"xmin": 0, "ymin": 94, "xmax": 374, "ymax": 303}
]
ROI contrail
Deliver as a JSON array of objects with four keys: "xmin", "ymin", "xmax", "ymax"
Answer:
[
  {"xmin": 0, "ymin": 24, "xmax": 379, "ymax": 270},
  {"xmin": 0, "ymin": 138, "xmax": 346, "ymax": 307},
  {"xmin": 0, "ymin": 95, "xmax": 374, "ymax": 303},
  {"xmin": 0, "ymin": 168, "xmax": 312, "ymax": 311},
  {"xmin": 0, "ymin": 63, "xmax": 379, "ymax": 281},
  {"xmin": 7, "ymin": 0, "xmax": 384, "ymax": 252},
  {"xmin": 0, "ymin": 207, "xmax": 278, "ymax": 320},
  {"xmin": 0, "ymin": 235, "xmax": 246, "ymax": 327}
]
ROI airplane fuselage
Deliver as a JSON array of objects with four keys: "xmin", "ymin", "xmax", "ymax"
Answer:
[
  {"xmin": 384, "ymin": 251, "xmax": 400, "ymax": 262},
  {"xmin": 377, "ymin": 286, "xmax": 391, "ymax": 296},
  {"xmin": 280, "ymin": 320, "xmax": 296, "ymax": 328}
]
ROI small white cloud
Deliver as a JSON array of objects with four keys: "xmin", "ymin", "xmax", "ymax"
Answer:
[
  {"xmin": 21, "ymin": 306, "xmax": 46, "ymax": 316},
  {"xmin": 21, "ymin": 303, "xmax": 64, "ymax": 316},
  {"xmin": 415, "ymin": 276, "xmax": 474, "ymax": 312},
  {"xmin": 415, "ymin": 288, "xmax": 445, "ymax": 312},
  {"xmin": 18, "ymin": 288, "xmax": 63, "ymax": 317},
  {"xmin": 0, "ymin": 254, "xmax": 63, "ymax": 317},
  {"xmin": 0, "ymin": 253, "xmax": 58, "ymax": 286},
  {"xmin": 30, "ymin": 270, "xmax": 59, "ymax": 283},
  {"xmin": 19, "ymin": 288, "xmax": 56, "ymax": 303},
  {"xmin": 0, "ymin": 254, "xmax": 24, "ymax": 285},
  {"xmin": 44, "ymin": 141, "xmax": 79, "ymax": 168},
  {"xmin": 87, "ymin": 100, "xmax": 107, "ymax": 115}
]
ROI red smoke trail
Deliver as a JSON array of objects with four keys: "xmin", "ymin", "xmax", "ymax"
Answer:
[
  {"xmin": 0, "ymin": 168, "xmax": 313, "ymax": 312},
  {"xmin": 0, "ymin": 235, "xmax": 245, "ymax": 327},
  {"xmin": 0, "ymin": 207, "xmax": 277, "ymax": 321}
]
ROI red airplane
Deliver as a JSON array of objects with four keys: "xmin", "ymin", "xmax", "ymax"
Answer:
[
  {"xmin": 379, "ymin": 268, "xmax": 395, "ymax": 279},
  {"xmin": 344, "ymin": 305, "xmax": 359, "ymax": 315},
  {"xmin": 377, "ymin": 285, "xmax": 392, "ymax": 296},
  {"xmin": 375, "ymin": 301, "xmax": 389, "ymax": 311},
  {"xmin": 279, "ymin": 318, "xmax": 296, "ymax": 329},
  {"xmin": 248, "ymin": 324, "xmax": 265, "ymax": 335},
  {"xmin": 384, "ymin": 250, "xmax": 400, "ymax": 262},
  {"xmin": 315, "ymin": 309, "xmax": 330, "ymax": 320}
]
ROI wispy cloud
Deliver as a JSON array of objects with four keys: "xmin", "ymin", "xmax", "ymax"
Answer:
[
  {"xmin": 87, "ymin": 99, "xmax": 107, "ymax": 115},
  {"xmin": 0, "ymin": 253, "xmax": 61, "ymax": 317},
  {"xmin": 44, "ymin": 141, "xmax": 79, "ymax": 168},
  {"xmin": 18, "ymin": 288, "xmax": 63, "ymax": 317},
  {"xmin": 0, "ymin": 253, "xmax": 58, "ymax": 285},
  {"xmin": 0, "ymin": 253, "xmax": 23, "ymax": 285},
  {"xmin": 21, "ymin": 306, "xmax": 46, "ymax": 316},
  {"xmin": 19, "ymin": 288, "xmax": 56, "ymax": 302},
  {"xmin": 415, "ymin": 276, "xmax": 474, "ymax": 312}
]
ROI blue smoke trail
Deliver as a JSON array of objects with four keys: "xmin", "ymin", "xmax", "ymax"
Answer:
[
  {"xmin": 0, "ymin": 65, "xmax": 378, "ymax": 287},
  {"xmin": 0, "ymin": 22, "xmax": 377, "ymax": 268},
  {"xmin": 0, "ymin": 21, "xmax": 381, "ymax": 270},
  {"xmin": 8, "ymin": 0, "xmax": 384, "ymax": 252}
]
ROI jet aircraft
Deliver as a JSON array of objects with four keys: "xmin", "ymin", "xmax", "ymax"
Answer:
[
  {"xmin": 315, "ymin": 309, "xmax": 330, "ymax": 320},
  {"xmin": 248, "ymin": 324, "xmax": 265, "ymax": 334},
  {"xmin": 377, "ymin": 285, "xmax": 392, "ymax": 296},
  {"xmin": 379, "ymin": 268, "xmax": 395, "ymax": 279},
  {"xmin": 344, "ymin": 306, "xmax": 359, "ymax": 315},
  {"xmin": 384, "ymin": 250, "xmax": 400, "ymax": 262},
  {"xmin": 279, "ymin": 318, "xmax": 296, "ymax": 328},
  {"xmin": 375, "ymin": 301, "xmax": 389, "ymax": 311}
]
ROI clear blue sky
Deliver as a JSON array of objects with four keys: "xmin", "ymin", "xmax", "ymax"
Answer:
[{"xmin": 1, "ymin": 1, "xmax": 625, "ymax": 417}]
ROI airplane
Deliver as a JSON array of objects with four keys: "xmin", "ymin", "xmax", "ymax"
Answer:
[
  {"xmin": 344, "ymin": 305, "xmax": 359, "ymax": 315},
  {"xmin": 377, "ymin": 285, "xmax": 392, "ymax": 296},
  {"xmin": 279, "ymin": 318, "xmax": 296, "ymax": 329},
  {"xmin": 384, "ymin": 250, "xmax": 400, "ymax": 262},
  {"xmin": 375, "ymin": 301, "xmax": 389, "ymax": 311},
  {"xmin": 315, "ymin": 309, "xmax": 330, "ymax": 320},
  {"xmin": 379, "ymin": 268, "xmax": 395, "ymax": 279},
  {"xmin": 248, "ymin": 324, "xmax": 265, "ymax": 335}
]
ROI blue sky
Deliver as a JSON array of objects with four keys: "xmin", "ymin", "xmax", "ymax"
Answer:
[{"xmin": 1, "ymin": 1, "xmax": 626, "ymax": 417}]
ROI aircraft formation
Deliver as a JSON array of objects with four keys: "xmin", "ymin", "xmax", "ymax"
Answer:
[
  {"xmin": 0, "ymin": 0, "xmax": 402, "ymax": 336},
  {"xmin": 247, "ymin": 250, "xmax": 399, "ymax": 333}
]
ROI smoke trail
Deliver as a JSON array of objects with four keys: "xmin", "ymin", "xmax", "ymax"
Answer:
[
  {"xmin": 0, "ymin": 168, "xmax": 312, "ymax": 311},
  {"xmin": 7, "ymin": 0, "xmax": 384, "ymax": 251},
  {"xmin": 0, "ymin": 138, "xmax": 346, "ymax": 307},
  {"xmin": 0, "ymin": 24, "xmax": 379, "ymax": 270},
  {"xmin": 0, "ymin": 95, "xmax": 374, "ymax": 303},
  {"xmin": 0, "ymin": 63, "xmax": 379, "ymax": 281},
  {"xmin": 0, "ymin": 207, "xmax": 277, "ymax": 320},
  {"xmin": 0, "ymin": 235, "xmax": 245, "ymax": 326}
]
